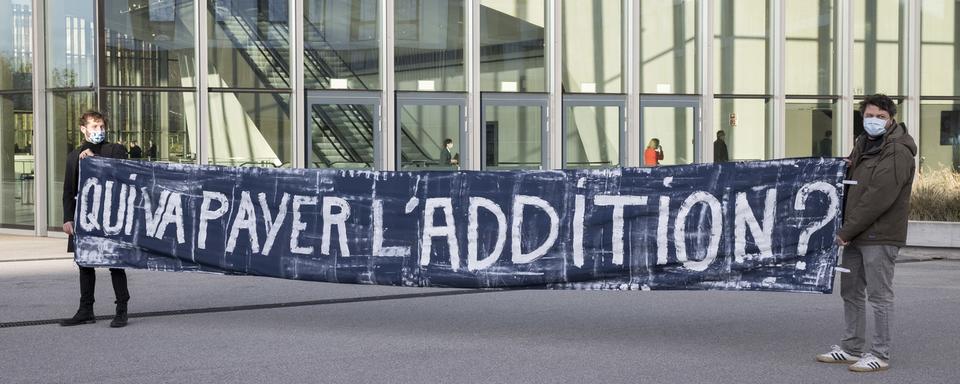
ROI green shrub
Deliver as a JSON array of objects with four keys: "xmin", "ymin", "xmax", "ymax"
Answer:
[{"xmin": 910, "ymin": 168, "xmax": 960, "ymax": 222}]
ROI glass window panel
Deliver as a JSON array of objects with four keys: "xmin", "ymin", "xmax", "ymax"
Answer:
[
  {"xmin": 640, "ymin": 0, "xmax": 697, "ymax": 95},
  {"xmin": 0, "ymin": 92, "xmax": 34, "ymax": 229},
  {"xmin": 641, "ymin": 106, "xmax": 695, "ymax": 165},
  {"xmin": 714, "ymin": 0, "xmax": 769, "ymax": 95},
  {"xmin": 785, "ymin": 100, "xmax": 839, "ymax": 158},
  {"xmin": 714, "ymin": 98, "xmax": 771, "ymax": 161},
  {"xmin": 480, "ymin": 0, "xmax": 546, "ymax": 92},
  {"xmin": 785, "ymin": 0, "xmax": 835, "ymax": 95},
  {"xmin": 561, "ymin": 0, "xmax": 623, "ymax": 93},
  {"xmin": 919, "ymin": 101, "xmax": 960, "ymax": 173},
  {"xmin": 305, "ymin": 0, "xmax": 381, "ymax": 90},
  {"xmin": 309, "ymin": 103, "xmax": 376, "ymax": 168},
  {"xmin": 399, "ymin": 104, "xmax": 461, "ymax": 169},
  {"xmin": 46, "ymin": 91, "xmax": 95, "ymax": 230},
  {"xmin": 45, "ymin": 0, "xmax": 96, "ymax": 88},
  {"xmin": 208, "ymin": 0, "xmax": 290, "ymax": 89},
  {"xmin": 853, "ymin": 0, "xmax": 904, "ymax": 96},
  {"xmin": 565, "ymin": 105, "xmax": 620, "ymax": 168},
  {"xmin": 103, "ymin": 0, "xmax": 196, "ymax": 87},
  {"xmin": 0, "ymin": 0, "xmax": 33, "ymax": 91},
  {"xmin": 484, "ymin": 105, "xmax": 542, "ymax": 169},
  {"xmin": 103, "ymin": 91, "xmax": 197, "ymax": 163},
  {"xmin": 921, "ymin": 1, "xmax": 958, "ymax": 97},
  {"xmin": 395, "ymin": 0, "xmax": 466, "ymax": 92},
  {"xmin": 207, "ymin": 91, "xmax": 290, "ymax": 167}
]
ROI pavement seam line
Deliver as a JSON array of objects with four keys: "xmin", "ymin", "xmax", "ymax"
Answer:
[{"xmin": 0, "ymin": 289, "xmax": 502, "ymax": 329}]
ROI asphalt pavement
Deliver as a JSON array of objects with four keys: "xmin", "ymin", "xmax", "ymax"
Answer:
[{"xmin": 1, "ymin": 235, "xmax": 958, "ymax": 383}]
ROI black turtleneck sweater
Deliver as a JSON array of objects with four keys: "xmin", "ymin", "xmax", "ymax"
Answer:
[{"xmin": 62, "ymin": 141, "xmax": 128, "ymax": 224}]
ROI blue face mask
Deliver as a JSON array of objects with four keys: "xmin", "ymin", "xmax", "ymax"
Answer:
[
  {"xmin": 863, "ymin": 117, "xmax": 888, "ymax": 137},
  {"xmin": 87, "ymin": 130, "xmax": 105, "ymax": 144}
]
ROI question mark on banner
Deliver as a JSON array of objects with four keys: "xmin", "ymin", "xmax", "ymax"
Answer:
[{"xmin": 794, "ymin": 181, "xmax": 841, "ymax": 257}]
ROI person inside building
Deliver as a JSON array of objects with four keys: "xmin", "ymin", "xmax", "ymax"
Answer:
[
  {"xmin": 714, "ymin": 130, "xmax": 730, "ymax": 162},
  {"xmin": 440, "ymin": 138, "xmax": 459, "ymax": 167},
  {"xmin": 59, "ymin": 110, "xmax": 132, "ymax": 328},
  {"xmin": 128, "ymin": 141, "xmax": 143, "ymax": 159},
  {"xmin": 644, "ymin": 138, "xmax": 664, "ymax": 166},
  {"xmin": 815, "ymin": 94, "xmax": 917, "ymax": 372}
]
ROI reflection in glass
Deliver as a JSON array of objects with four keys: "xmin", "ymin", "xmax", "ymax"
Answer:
[
  {"xmin": 309, "ymin": 103, "xmax": 376, "ymax": 168},
  {"xmin": 565, "ymin": 106, "xmax": 620, "ymax": 168},
  {"xmin": 484, "ymin": 105, "xmax": 542, "ymax": 169},
  {"xmin": 785, "ymin": 101, "xmax": 838, "ymax": 158},
  {"xmin": 104, "ymin": 91, "xmax": 196, "ymax": 163},
  {"xmin": 399, "ymin": 104, "xmax": 461, "ymax": 169},
  {"xmin": 561, "ymin": 0, "xmax": 623, "ymax": 93},
  {"xmin": 640, "ymin": 0, "xmax": 697, "ymax": 94},
  {"xmin": 920, "ymin": 1, "xmax": 958, "ymax": 97},
  {"xmin": 0, "ymin": 0, "xmax": 33, "ymax": 91},
  {"xmin": 46, "ymin": 0, "xmax": 96, "ymax": 88},
  {"xmin": 0, "ymin": 93, "xmax": 34, "ymax": 229},
  {"xmin": 714, "ymin": 0, "xmax": 769, "ymax": 94},
  {"xmin": 208, "ymin": 0, "xmax": 290, "ymax": 89},
  {"xmin": 395, "ymin": 0, "xmax": 465, "ymax": 92},
  {"xmin": 480, "ymin": 0, "xmax": 546, "ymax": 92},
  {"xmin": 305, "ymin": 0, "xmax": 381, "ymax": 90},
  {"xmin": 785, "ymin": 0, "xmax": 835, "ymax": 95},
  {"xmin": 641, "ymin": 106, "xmax": 695, "ymax": 165},
  {"xmin": 103, "ymin": 0, "xmax": 196, "ymax": 87},
  {"xmin": 919, "ymin": 102, "xmax": 960, "ymax": 173},
  {"xmin": 46, "ymin": 91, "xmax": 95, "ymax": 230},
  {"xmin": 208, "ymin": 92, "xmax": 290, "ymax": 167},
  {"xmin": 853, "ymin": 0, "xmax": 903, "ymax": 96},
  {"xmin": 714, "ymin": 98, "xmax": 770, "ymax": 161}
]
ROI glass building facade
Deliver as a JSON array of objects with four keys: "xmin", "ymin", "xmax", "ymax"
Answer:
[{"xmin": 1, "ymin": 0, "xmax": 958, "ymax": 235}]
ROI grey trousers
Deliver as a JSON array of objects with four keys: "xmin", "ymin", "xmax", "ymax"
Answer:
[{"xmin": 840, "ymin": 244, "xmax": 898, "ymax": 360}]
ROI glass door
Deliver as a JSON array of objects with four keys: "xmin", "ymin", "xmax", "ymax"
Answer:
[
  {"xmin": 396, "ymin": 92, "xmax": 467, "ymax": 170},
  {"xmin": 306, "ymin": 91, "xmax": 381, "ymax": 169},
  {"xmin": 481, "ymin": 93, "xmax": 548, "ymax": 170},
  {"xmin": 639, "ymin": 96, "xmax": 701, "ymax": 166},
  {"xmin": 563, "ymin": 95, "xmax": 626, "ymax": 168}
]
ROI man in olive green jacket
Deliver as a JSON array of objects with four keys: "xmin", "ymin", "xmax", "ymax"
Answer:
[{"xmin": 816, "ymin": 94, "xmax": 917, "ymax": 372}]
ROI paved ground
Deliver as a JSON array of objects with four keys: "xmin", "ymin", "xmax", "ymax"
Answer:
[{"xmin": 1, "ymin": 235, "xmax": 959, "ymax": 383}]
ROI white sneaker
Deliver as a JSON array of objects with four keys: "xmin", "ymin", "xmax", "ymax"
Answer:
[
  {"xmin": 848, "ymin": 353, "xmax": 889, "ymax": 372},
  {"xmin": 815, "ymin": 345, "xmax": 861, "ymax": 364}
]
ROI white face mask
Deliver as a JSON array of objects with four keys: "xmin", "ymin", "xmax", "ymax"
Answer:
[{"xmin": 863, "ymin": 117, "xmax": 888, "ymax": 137}]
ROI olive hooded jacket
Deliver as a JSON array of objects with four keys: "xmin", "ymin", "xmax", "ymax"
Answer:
[{"xmin": 838, "ymin": 122, "xmax": 917, "ymax": 247}]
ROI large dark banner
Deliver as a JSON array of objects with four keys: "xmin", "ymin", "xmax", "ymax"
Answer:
[{"xmin": 74, "ymin": 157, "xmax": 846, "ymax": 293}]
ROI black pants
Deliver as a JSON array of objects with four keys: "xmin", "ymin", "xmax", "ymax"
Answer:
[{"xmin": 78, "ymin": 266, "xmax": 129, "ymax": 307}]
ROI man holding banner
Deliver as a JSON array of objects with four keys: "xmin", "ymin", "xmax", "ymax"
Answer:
[
  {"xmin": 59, "ymin": 111, "xmax": 132, "ymax": 328},
  {"xmin": 816, "ymin": 94, "xmax": 917, "ymax": 372}
]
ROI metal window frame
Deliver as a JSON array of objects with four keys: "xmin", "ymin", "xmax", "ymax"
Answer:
[
  {"xmin": 479, "ymin": 92, "xmax": 549, "ymax": 170},
  {"xmin": 394, "ymin": 91, "xmax": 468, "ymax": 170},
  {"xmin": 561, "ymin": 93, "xmax": 627, "ymax": 168},
  {"xmin": 305, "ymin": 90, "xmax": 383, "ymax": 169},
  {"xmin": 638, "ymin": 95, "xmax": 702, "ymax": 164}
]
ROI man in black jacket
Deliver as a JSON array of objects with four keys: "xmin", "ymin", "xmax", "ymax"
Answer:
[{"xmin": 60, "ymin": 110, "xmax": 131, "ymax": 328}]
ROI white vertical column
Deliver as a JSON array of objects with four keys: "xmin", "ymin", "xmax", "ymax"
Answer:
[
  {"xmin": 197, "ymin": 0, "xmax": 210, "ymax": 165},
  {"xmin": 904, "ymin": 0, "xmax": 921, "ymax": 160},
  {"xmin": 466, "ymin": 0, "xmax": 481, "ymax": 170},
  {"xmin": 547, "ymin": 0, "xmax": 562, "ymax": 169},
  {"xmin": 31, "ymin": 0, "xmax": 47, "ymax": 235},
  {"xmin": 625, "ymin": 0, "xmax": 640, "ymax": 167},
  {"xmin": 838, "ymin": 0, "xmax": 854, "ymax": 156},
  {"xmin": 291, "ymin": 0, "xmax": 305, "ymax": 168},
  {"xmin": 771, "ymin": 0, "xmax": 786, "ymax": 159},
  {"xmin": 699, "ymin": 0, "xmax": 714, "ymax": 163},
  {"xmin": 381, "ymin": 0, "xmax": 396, "ymax": 171}
]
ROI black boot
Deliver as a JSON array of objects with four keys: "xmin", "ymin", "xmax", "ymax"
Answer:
[
  {"xmin": 60, "ymin": 305, "xmax": 96, "ymax": 326},
  {"xmin": 109, "ymin": 269, "xmax": 129, "ymax": 328},
  {"xmin": 110, "ymin": 302, "xmax": 128, "ymax": 328},
  {"xmin": 61, "ymin": 267, "xmax": 97, "ymax": 326}
]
